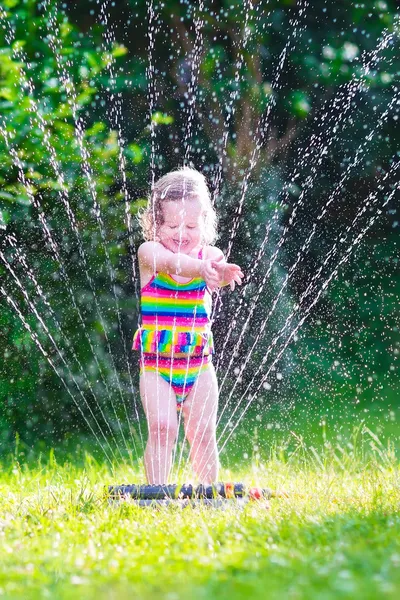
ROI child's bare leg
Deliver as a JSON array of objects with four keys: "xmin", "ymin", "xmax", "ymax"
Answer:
[
  {"xmin": 139, "ymin": 371, "xmax": 178, "ymax": 484},
  {"xmin": 183, "ymin": 363, "xmax": 219, "ymax": 484}
]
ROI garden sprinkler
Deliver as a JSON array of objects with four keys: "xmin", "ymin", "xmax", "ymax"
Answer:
[{"xmin": 107, "ymin": 482, "xmax": 272, "ymax": 508}]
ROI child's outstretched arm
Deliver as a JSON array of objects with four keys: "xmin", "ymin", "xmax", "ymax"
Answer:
[
  {"xmin": 208, "ymin": 249, "xmax": 244, "ymax": 291},
  {"xmin": 138, "ymin": 241, "xmax": 220, "ymax": 290}
]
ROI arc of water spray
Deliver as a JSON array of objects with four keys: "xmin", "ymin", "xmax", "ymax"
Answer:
[
  {"xmin": 0, "ymin": 123, "xmax": 131, "ymax": 460},
  {"xmin": 208, "ymin": 0, "xmax": 309, "ymax": 342},
  {"xmin": 144, "ymin": 0, "xmax": 205, "ymax": 480},
  {"xmin": 173, "ymin": 0, "xmax": 269, "ymax": 481},
  {"xmin": 3, "ymin": 233, "xmax": 126, "ymax": 462},
  {"xmin": 143, "ymin": 0, "xmax": 257, "ymax": 481},
  {"xmin": 215, "ymin": 28, "xmax": 396, "ymax": 380},
  {"xmin": 0, "ymin": 251, "xmax": 122, "ymax": 465},
  {"xmin": 183, "ymin": 0, "xmax": 205, "ymax": 164},
  {"xmin": 211, "ymin": 0, "xmax": 256, "ymax": 202},
  {"xmin": 1, "ymin": 23, "xmax": 133, "ymax": 460},
  {"xmin": 170, "ymin": 0, "xmax": 227, "ymax": 481},
  {"xmin": 178, "ymin": 0, "xmax": 309, "ymax": 479},
  {"xmin": 0, "ymin": 70, "xmax": 116, "ymax": 410},
  {"xmin": 193, "ymin": 164, "xmax": 400, "ymax": 478},
  {"xmin": 0, "ymin": 9, "xmax": 138, "ymax": 461},
  {"xmin": 40, "ymin": 12, "xmax": 140, "ymax": 458},
  {"xmin": 212, "ymin": 10, "xmax": 394, "ymax": 357},
  {"xmin": 0, "ymin": 285, "xmax": 115, "ymax": 469},
  {"xmin": 165, "ymin": 0, "xmax": 251, "ymax": 480},
  {"xmin": 216, "ymin": 85, "xmax": 399, "ymax": 415},
  {"xmin": 191, "ymin": 88, "xmax": 399, "ymax": 481},
  {"xmin": 173, "ymin": 0, "xmax": 259, "ymax": 481},
  {"xmin": 145, "ymin": 0, "xmax": 166, "ymax": 483},
  {"xmin": 165, "ymin": 180, "xmax": 203, "ymax": 483},
  {"xmin": 95, "ymin": 0, "xmax": 145, "ymax": 451},
  {"xmin": 176, "ymin": 14, "xmax": 398, "ymax": 482},
  {"xmin": 147, "ymin": 0, "xmax": 159, "ymax": 188},
  {"xmin": 214, "ymin": 159, "xmax": 400, "ymax": 451},
  {"xmin": 223, "ymin": 0, "xmax": 309, "ymax": 262},
  {"xmin": 215, "ymin": 174, "xmax": 400, "ymax": 459}
]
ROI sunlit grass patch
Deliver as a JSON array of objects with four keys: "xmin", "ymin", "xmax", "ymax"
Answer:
[{"xmin": 0, "ymin": 426, "xmax": 399, "ymax": 599}]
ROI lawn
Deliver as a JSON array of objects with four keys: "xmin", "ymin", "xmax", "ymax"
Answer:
[{"xmin": 0, "ymin": 402, "xmax": 399, "ymax": 600}]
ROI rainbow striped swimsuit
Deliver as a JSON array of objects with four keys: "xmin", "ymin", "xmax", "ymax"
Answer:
[{"xmin": 132, "ymin": 260, "xmax": 213, "ymax": 407}]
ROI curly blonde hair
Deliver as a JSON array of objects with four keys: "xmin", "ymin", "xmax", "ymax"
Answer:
[{"xmin": 138, "ymin": 167, "xmax": 218, "ymax": 245}]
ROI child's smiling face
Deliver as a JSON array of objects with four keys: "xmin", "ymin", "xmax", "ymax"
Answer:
[{"xmin": 157, "ymin": 198, "xmax": 205, "ymax": 254}]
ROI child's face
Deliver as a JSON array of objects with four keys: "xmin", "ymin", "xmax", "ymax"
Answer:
[{"xmin": 157, "ymin": 198, "xmax": 205, "ymax": 254}]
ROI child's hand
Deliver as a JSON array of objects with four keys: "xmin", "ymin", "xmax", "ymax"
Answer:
[
  {"xmin": 211, "ymin": 255, "xmax": 244, "ymax": 291},
  {"xmin": 200, "ymin": 259, "xmax": 220, "ymax": 292}
]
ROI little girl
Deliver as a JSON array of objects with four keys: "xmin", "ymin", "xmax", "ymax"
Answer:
[{"xmin": 133, "ymin": 167, "xmax": 243, "ymax": 485}]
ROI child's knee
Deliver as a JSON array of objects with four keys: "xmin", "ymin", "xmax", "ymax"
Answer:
[
  {"xmin": 148, "ymin": 418, "xmax": 177, "ymax": 443},
  {"xmin": 186, "ymin": 421, "xmax": 216, "ymax": 444}
]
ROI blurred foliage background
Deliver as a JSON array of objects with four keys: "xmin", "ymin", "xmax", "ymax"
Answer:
[{"xmin": 0, "ymin": 0, "xmax": 398, "ymax": 453}]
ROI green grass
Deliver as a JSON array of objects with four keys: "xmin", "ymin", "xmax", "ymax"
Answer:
[{"xmin": 1, "ymin": 418, "xmax": 399, "ymax": 600}]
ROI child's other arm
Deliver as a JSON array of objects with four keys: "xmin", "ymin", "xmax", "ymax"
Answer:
[{"xmin": 138, "ymin": 242, "xmax": 220, "ymax": 289}]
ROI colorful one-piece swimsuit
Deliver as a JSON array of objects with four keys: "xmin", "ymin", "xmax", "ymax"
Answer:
[{"xmin": 132, "ymin": 249, "xmax": 214, "ymax": 409}]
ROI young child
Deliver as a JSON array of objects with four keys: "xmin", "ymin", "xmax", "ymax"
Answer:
[{"xmin": 133, "ymin": 167, "xmax": 243, "ymax": 485}]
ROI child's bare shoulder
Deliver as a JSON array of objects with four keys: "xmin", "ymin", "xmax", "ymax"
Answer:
[
  {"xmin": 138, "ymin": 240, "xmax": 157, "ymax": 252},
  {"xmin": 138, "ymin": 241, "xmax": 164, "ymax": 259},
  {"xmin": 203, "ymin": 245, "xmax": 224, "ymax": 260}
]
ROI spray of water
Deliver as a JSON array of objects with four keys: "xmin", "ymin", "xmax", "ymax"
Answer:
[
  {"xmin": 211, "ymin": 0, "xmax": 255, "ymax": 202},
  {"xmin": 43, "ymin": 19, "xmax": 140, "ymax": 455},
  {"xmin": 96, "ymin": 0, "xmax": 145, "ymax": 451},
  {"xmin": 3, "ymin": 233, "xmax": 125, "ymax": 460},
  {"xmin": 214, "ymin": 28, "xmax": 396, "ymax": 387},
  {"xmin": 217, "ymin": 83, "xmax": 399, "ymax": 409},
  {"xmin": 0, "ymin": 285, "xmax": 117, "ymax": 468},
  {"xmin": 186, "ymin": 79, "xmax": 398, "ymax": 482},
  {"xmin": 178, "ymin": 0, "xmax": 310, "ymax": 478},
  {"xmin": 0, "ymin": 2, "xmax": 397, "ymax": 481},
  {"xmin": 0, "ymin": 6, "xmax": 138, "ymax": 461},
  {"xmin": 183, "ymin": 0, "xmax": 205, "ymax": 164},
  {"xmin": 216, "ymin": 168, "xmax": 399, "ymax": 460},
  {"xmin": 0, "ymin": 248, "xmax": 124, "ymax": 464}
]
